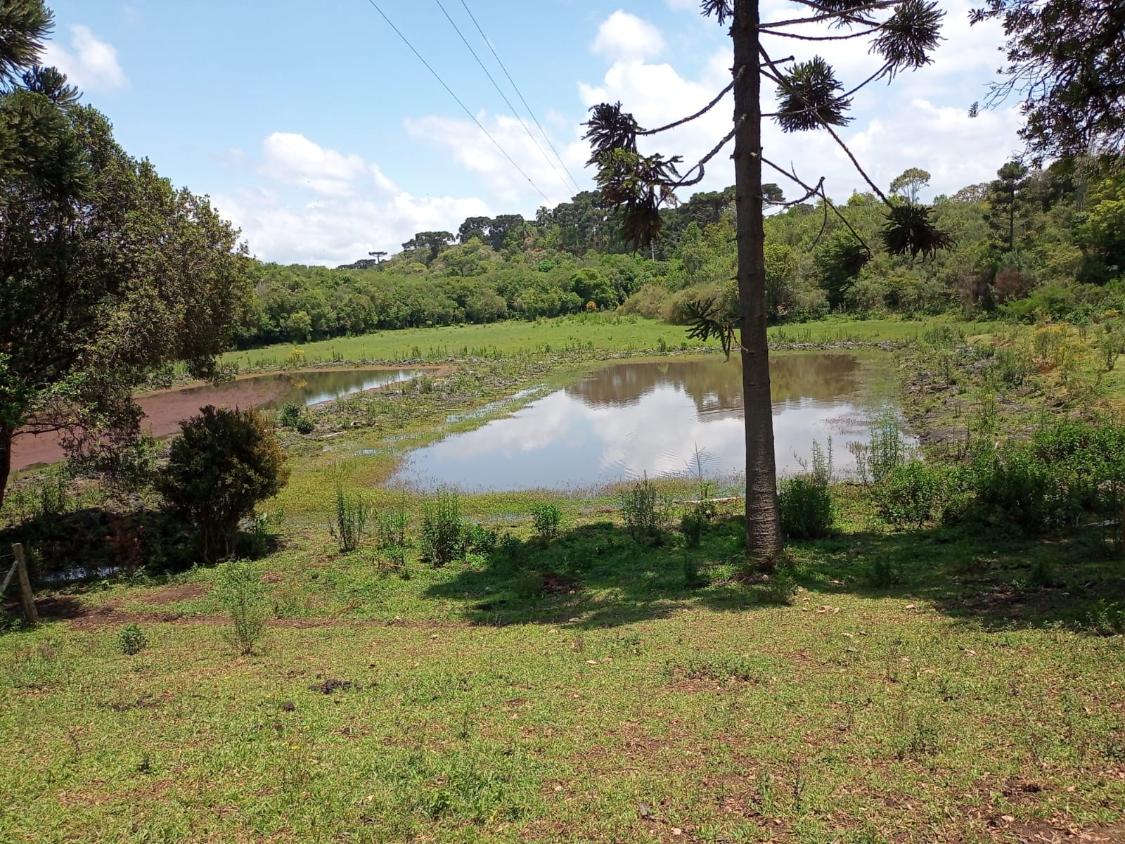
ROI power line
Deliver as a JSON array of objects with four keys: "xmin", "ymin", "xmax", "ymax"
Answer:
[
  {"xmin": 360, "ymin": 0, "xmax": 551, "ymax": 203},
  {"xmin": 456, "ymin": 0, "xmax": 583, "ymax": 195},
  {"xmin": 433, "ymin": 0, "xmax": 580, "ymax": 196}
]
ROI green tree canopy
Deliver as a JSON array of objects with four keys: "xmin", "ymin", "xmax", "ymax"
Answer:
[{"xmin": 0, "ymin": 25, "xmax": 248, "ymax": 507}]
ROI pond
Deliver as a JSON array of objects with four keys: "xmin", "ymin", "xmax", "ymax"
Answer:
[
  {"xmin": 12, "ymin": 368, "xmax": 422, "ymax": 471},
  {"xmin": 390, "ymin": 353, "xmax": 902, "ymax": 492}
]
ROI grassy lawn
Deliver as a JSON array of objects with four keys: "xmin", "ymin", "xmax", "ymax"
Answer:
[{"xmin": 2, "ymin": 317, "xmax": 1123, "ymax": 843}]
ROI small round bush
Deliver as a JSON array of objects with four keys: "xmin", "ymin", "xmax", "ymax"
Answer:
[
  {"xmin": 778, "ymin": 476, "xmax": 833, "ymax": 539},
  {"xmin": 158, "ymin": 406, "xmax": 289, "ymax": 563}
]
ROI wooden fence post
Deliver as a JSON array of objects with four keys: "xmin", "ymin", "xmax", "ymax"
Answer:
[{"xmin": 12, "ymin": 543, "xmax": 38, "ymax": 626}]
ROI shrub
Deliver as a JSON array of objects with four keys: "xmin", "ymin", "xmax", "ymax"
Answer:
[
  {"xmin": 420, "ymin": 489, "xmax": 466, "ymax": 567},
  {"xmin": 875, "ymin": 461, "xmax": 948, "ymax": 528},
  {"xmin": 778, "ymin": 476, "xmax": 833, "ymax": 539},
  {"xmin": 332, "ymin": 485, "xmax": 370, "ymax": 554},
  {"xmin": 620, "ymin": 475, "xmax": 670, "ymax": 545},
  {"xmin": 529, "ymin": 502, "xmax": 562, "ymax": 544},
  {"xmin": 118, "ymin": 624, "xmax": 148, "ymax": 656},
  {"xmin": 462, "ymin": 522, "xmax": 499, "ymax": 555},
  {"xmin": 215, "ymin": 560, "xmax": 268, "ymax": 655},
  {"xmin": 158, "ymin": 406, "xmax": 289, "ymax": 563}
]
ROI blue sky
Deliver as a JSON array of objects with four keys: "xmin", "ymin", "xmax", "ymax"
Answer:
[{"xmin": 42, "ymin": 0, "xmax": 1023, "ymax": 265}]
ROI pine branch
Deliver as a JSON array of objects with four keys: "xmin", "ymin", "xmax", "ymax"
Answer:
[{"xmin": 759, "ymin": 46, "xmax": 892, "ymax": 206}]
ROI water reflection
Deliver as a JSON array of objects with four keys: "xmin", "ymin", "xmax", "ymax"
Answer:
[
  {"xmin": 392, "ymin": 354, "xmax": 895, "ymax": 492},
  {"xmin": 11, "ymin": 368, "xmax": 420, "ymax": 471}
]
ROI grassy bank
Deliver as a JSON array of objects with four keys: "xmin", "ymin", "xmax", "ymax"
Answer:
[{"xmin": 2, "ymin": 315, "xmax": 1124, "ymax": 843}]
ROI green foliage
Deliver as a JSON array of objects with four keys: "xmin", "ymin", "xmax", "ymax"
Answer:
[
  {"xmin": 619, "ymin": 476, "xmax": 670, "ymax": 546},
  {"xmin": 375, "ymin": 498, "xmax": 411, "ymax": 574},
  {"xmin": 971, "ymin": 420, "xmax": 1125, "ymax": 534},
  {"xmin": 529, "ymin": 503, "xmax": 562, "ymax": 545},
  {"xmin": 158, "ymin": 407, "xmax": 289, "ymax": 563},
  {"xmin": 118, "ymin": 624, "xmax": 148, "ymax": 656},
  {"xmin": 420, "ymin": 489, "xmax": 466, "ymax": 567},
  {"xmin": 875, "ymin": 461, "xmax": 951, "ymax": 528},
  {"xmin": 762, "ymin": 566, "xmax": 799, "ymax": 606},
  {"xmin": 277, "ymin": 402, "xmax": 314, "ymax": 434},
  {"xmin": 214, "ymin": 560, "xmax": 268, "ymax": 655},
  {"xmin": 332, "ymin": 485, "xmax": 370, "ymax": 554},
  {"xmin": 1086, "ymin": 599, "xmax": 1125, "ymax": 636},
  {"xmin": 0, "ymin": 55, "xmax": 248, "ymax": 506},
  {"xmin": 778, "ymin": 476, "xmax": 833, "ymax": 539}
]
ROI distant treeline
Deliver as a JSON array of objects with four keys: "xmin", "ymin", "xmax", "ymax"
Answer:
[{"xmin": 235, "ymin": 157, "xmax": 1124, "ymax": 348}]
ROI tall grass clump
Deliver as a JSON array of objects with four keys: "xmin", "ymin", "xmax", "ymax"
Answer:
[
  {"xmin": 376, "ymin": 495, "xmax": 411, "ymax": 574},
  {"xmin": 620, "ymin": 474, "xmax": 670, "ymax": 545},
  {"xmin": 421, "ymin": 489, "xmax": 466, "ymax": 567},
  {"xmin": 331, "ymin": 485, "xmax": 370, "ymax": 553},
  {"xmin": 215, "ymin": 560, "xmax": 268, "ymax": 655}
]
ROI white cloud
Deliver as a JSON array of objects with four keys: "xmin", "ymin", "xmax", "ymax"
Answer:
[
  {"xmin": 213, "ymin": 134, "xmax": 489, "ymax": 266},
  {"xmin": 591, "ymin": 11, "xmax": 666, "ymax": 61},
  {"xmin": 404, "ymin": 112, "xmax": 582, "ymax": 205},
  {"xmin": 261, "ymin": 132, "xmax": 396, "ymax": 197},
  {"xmin": 42, "ymin": 25, "xmax": 127, "ymax": 93}
]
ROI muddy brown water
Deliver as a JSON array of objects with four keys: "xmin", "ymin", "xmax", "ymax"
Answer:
[
  {"xmin": 391, "ymin": 353, "xmax": 905, "ymax": 492},
  {"xmin": 11, "ymin": 368, "xmax": 421, "ymax": 471}
]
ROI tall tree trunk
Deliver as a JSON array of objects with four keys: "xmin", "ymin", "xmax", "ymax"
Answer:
[
  {"xmin": 0, "ymin": 427, "xmax": 12, "ymax": 514},
  {"xmin": 733, "ymin": 0, "xmax": 783, "ymax": 564}
]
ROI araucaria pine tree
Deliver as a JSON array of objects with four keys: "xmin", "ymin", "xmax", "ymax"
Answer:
[{"xmin": 584, "ymin": 0, "xmax": 951, "ymax": 565}]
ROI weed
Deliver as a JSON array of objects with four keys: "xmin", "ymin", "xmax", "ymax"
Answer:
[
  {"xmin": 762, "ymin": 566, "xmax": 799, "ymax": 605},
  {"xmin": 1086, "ymin": 599, "xmax": 1125, "ymax": 635},
  {"xmin": 620, "ymin": 475, "xmax": 670, "ymax": 545},
  {"xmin": 331, "ymin": 485, "xmax": 370, "ymax": 554},
  {"xmin": 215, "ymin": 560, "xmax": 268, "ymax": 655},
  {"xmin": 376, "ymin": 498, "xmax": 411, "ymax": 574},
  {"xmin": 118, "ymin": 624, "xmax": 148, "ymax": 656},
  {"xmin": 421, "ymin": 489, "xmax": 466, "ymax": 567}
]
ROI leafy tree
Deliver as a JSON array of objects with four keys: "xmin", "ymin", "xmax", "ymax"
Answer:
[
  {"xmin": 890, "ymin": 167, "xmax": 931, "ymax": 204},
  {"xmin": 0, "ymin": 31, "xmax": 248, "ymax": 510},
  {"xmin": 401, "ymin": 230, "xmax": 454, "ymax": 264},
  {"xmin": 158, "ymin": 407, "xmax": 288, "ymax": 563},
  {"xmin": 986, "ymin": 160, "xmax": 1030, "ymax": 255},
  {"xmin": 584, "ymin": 0, "xmax": 949, "ymax": 562},
  {"xmin": 972, "ymin": 0, "xmax": 1125, "ymax": 161}
]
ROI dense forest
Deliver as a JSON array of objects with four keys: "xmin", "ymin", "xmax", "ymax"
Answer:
[{"xmin": 236, "ymin": 157, "xmax": 1124, "ymax": 348}]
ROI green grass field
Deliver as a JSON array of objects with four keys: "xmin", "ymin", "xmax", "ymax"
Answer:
[
  {"xmin": 221, "ymin": 314, "xmax": 991, "ymax": 369},
  {"xmin": 3, "ymin": 316, "xmax": 1123, "ymax": 843}
]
